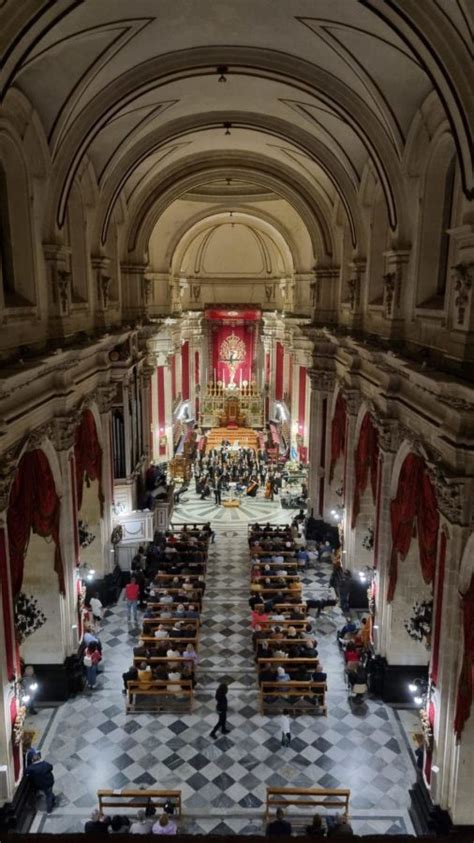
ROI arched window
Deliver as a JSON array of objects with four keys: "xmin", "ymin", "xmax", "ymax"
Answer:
[{"xmin": 416, "ymin": 139, "xmax": 457, "ymax": 309}]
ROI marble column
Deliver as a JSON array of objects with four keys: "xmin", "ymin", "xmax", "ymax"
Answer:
[
  {"xmin": 340, "ymin": 389, "xmax": 361, "ymax": 571},
  {"xmin": 307, "ymin": 371, "xmax": 335, "ymax": 518}
]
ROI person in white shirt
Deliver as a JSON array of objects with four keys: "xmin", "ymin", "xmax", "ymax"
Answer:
[
  {"xmin": 280, "ymin": 709, "xmax": 291, "ymax": 746},
  {"xmin": 159, "ymin": 591, "xmax": 173, "ymax": 604},
  {"xmin": 129, "ymin": 809, "xmax": 153, "ymax": 835},
  {"xmin": 154, "ymin": 625, "xmax": 168, "ymax": 639},
  {"xmin": 89, "ymin": 593, "xmax": 103, "ymax": 632}
]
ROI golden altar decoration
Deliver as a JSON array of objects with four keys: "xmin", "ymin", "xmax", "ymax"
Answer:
[
  {"xmin": 200, "ymin": 381, "xmax": 263, "ymax": 429},
  {"xmin": 219, "ymin": 332, "xmax": 246, "ymax": 386}
]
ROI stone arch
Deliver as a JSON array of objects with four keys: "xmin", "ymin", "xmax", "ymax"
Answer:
[{"xmin": 43, "ymin": 47, "xmax": 409, "ymax": 241}]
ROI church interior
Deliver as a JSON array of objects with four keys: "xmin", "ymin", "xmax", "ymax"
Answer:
[{"xmin": 0, "ymin": 1, "xmax": 473, "ymax": 839}]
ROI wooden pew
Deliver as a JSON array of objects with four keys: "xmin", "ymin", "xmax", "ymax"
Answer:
[
  {"xmin": 265, "ymin": 787, "xmax": 350, "ymax": 822},
  {"xmin": 259, "ymin": 681, "xmax": 327, "ymax": 714},
  {"xmin": 126, "ymin": 678, "xmax": 193, "ymax": 713},
  {"xmin": 142, "ymin": 617, "xmax": 200, "ymax": 631},
  {"xmin": 149, "ymin": 589, "xmax": 203, "ymax": 608},
  {"xmin": 250, "ymin": 549, "xmax": 297, "ymax": 558},
  {"xmin": 98, "ymin": 788, "xmax": 182, "ymax": 817},
  {"xmin": 132, "ymin": 655, "xmax": 197, "ymax": 670},
  {"xmin": 139, "ymin": 635, "xmax": 199, "ymax": 649}
]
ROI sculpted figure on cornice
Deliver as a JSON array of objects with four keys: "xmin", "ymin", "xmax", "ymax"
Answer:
[
  {"xmin": 339, "ymin": 387, "xmax": 360, "ymax": 416},
  {"xmin": 51, "ymin": 415, "xmax": 78, "ymax": 452},
  {"xmin": 370, "ymin": 413, "xmax": 399, "ymax": 453}
]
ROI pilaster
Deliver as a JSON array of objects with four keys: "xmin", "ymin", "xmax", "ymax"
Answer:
[
  {"xmin": 311, "ymin": 265, "xmax": 340, "ymax": 325},
  {"xmin": 43, "ymin": 244, "xmax": 73, "ymax": 334},
  {"xmin": 382, "ymin": 249, "xmax": 410, "ymax": 335},
  {"xmin": 340, "ymin": 388, "xmax": 361, "ymax": 569},
  {"xmin": 307, "ymin": 370, "xmax": 335, "ymax": 517}
]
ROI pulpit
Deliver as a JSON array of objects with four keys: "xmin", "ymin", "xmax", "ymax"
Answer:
[{"xmin": 220, "ymin": 397, "xmax": 246, "ymax": 427}]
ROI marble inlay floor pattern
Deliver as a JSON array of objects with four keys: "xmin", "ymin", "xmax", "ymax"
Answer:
[{"xmin": 29, "ymin": 495, "xmax": 417, "ymax": 835}]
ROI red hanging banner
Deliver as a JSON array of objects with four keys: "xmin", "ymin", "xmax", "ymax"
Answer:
[
  {"xmin": 351, "ymin": 413, "xmax": 379, "ymax": 528},
  {"xmin": 74, "ymin": 409, "xmax": 104, "ymax": 515},
  {"xmin": 329, "ymin": 393, "xmax": 347, "ymax": 482}
]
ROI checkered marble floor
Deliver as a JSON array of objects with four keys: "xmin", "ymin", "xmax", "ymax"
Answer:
[{"xmin": 29, "ymin": 508, "xmax": 417, "ymax": 835}]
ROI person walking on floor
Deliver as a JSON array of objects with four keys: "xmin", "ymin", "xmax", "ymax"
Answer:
[
  {"xmin": 25, "ymin": 752, "xmax": 56, "ymax": 813},
  {"xmin": 210, "ymin": 682, "xmax": 230, "ymax": 738},
  {"xmin": 280, "ymin": 709, "xmax": 291, "ymax": 747},
  {"xmin": 125, "ymin": 576, "xmax": 140, "ymax": 626}
]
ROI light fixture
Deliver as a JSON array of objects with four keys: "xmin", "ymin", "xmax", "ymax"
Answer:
[
  {"xmin": 408, "ymin": 678, "xmax": 430, "ymax": 708},
  {"xmin": 77, "ymin": 563, "xmax": 96, "ymax": 583},
  {"xmin": 223, "ymin": 121, "xmax": 232, "ymax": 135},
  {"xmin": 217, "ymin": 65, "xmax": 228, "ymax": 83}
]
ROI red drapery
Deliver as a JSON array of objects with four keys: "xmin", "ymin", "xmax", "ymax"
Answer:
[
  {"xmin": 275, "ymin": 341, "xmax": 284, "ymax": 400},
  {"xmin": 74, "ymin": 409, "xmax": 104, "ymax": 515},
  {"xmin": 454, "ymin": 573, "xmax": 474, "ymax": 739},
  {"xmin": 7, "ymin": 449, "xmax": 64, "ymax": 596},
  {"xmin": 211, "ymin": 325, "xmax": 254, "ymax": 385},
  {"xmin": 387, "ymin": 453, "xmax": 439, "ymax": 602},
  {"xmin": 329, "ymin": 393, "xmax": 347, "ymax": 482},
  {"xmin": 351, "ymin": 413, "xmax": 379, "ymax": 528},
  {"xmin": 430, "ymin": 531, "xmax": 447, "ymax": 686},
  {"xmin": 181, "ymin": 341, "xmax": 190, "ymax": 399}
]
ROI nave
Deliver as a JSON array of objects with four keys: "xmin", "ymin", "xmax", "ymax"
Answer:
[{"xmin": 27, "ymin": 497, "xmax": 417, "ymax": 836}]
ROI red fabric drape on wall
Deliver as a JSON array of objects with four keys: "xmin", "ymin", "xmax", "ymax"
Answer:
[
  {"xmin": 181, "ymin": 341, "xmax": 190, "ymax": 399},
  {"xmin": 275, "ymin": 341, "xmax": 284, "ymax": 400},
  {"xmin": 211, "ymin": 326, "xmax": 254, "ymax": 385},
  {"xmin": 351, "ymin": 413, "xmax": 379, "ymax": 528},
  {"xmin": 430, "ymin": 531, "xmax": 447, "ymax": 686},
  {"xmin": 329, "ymin": 393, "xmax": 347, "ymax": 482},
  {"xmin": 157, "ymin": 366, "xmax": 166, "ymax": 456},
  {"xmin": 454, "ymin": 573, "xmax": 474, "ymax": 739},
  {"xmin": 74, "ymin": 409, "xmax": 104, "ymax": 515},
  {"xmin": 170, "ymin": 354, "xmax": 176, "ymax": 402},
  {"xmin": 387, "ymin": 453, "xmax": 439, "ymax": 602},
  {"xmin": 7, "ymin": 449, "xmax": 64, "ymax": 596},
  {"xmin": 0, "ymin": 529, "xmax": 15, "ymax": 678}
]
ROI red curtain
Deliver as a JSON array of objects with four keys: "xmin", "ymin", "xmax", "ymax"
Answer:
[
  {"xmin": 387, "ymin": 453, "xmax": 439, "ymax": 602},
  {"xmin": 454, "ymin": 573, "xmax": 474, "ymax": 739},
  {"xmin": 329, "ymin": 393, "xmax": 347, "ymax": 482},
  {"xmin": 74, "ymin": 409, "xmax": 104, "ymax": 515},
  {"xmin": 351, "ymin": 413, "xmax": 379, "ymax": 528},
  {"xmin": 430, "ymin": 531, "xmax": 447, "ymax": 686},
  {"xmin": 7, "ymin": 449, "xmax": 64, "ymax": 596},
  {"xmin": 211, "ymin": 325, "xmax": 254, "ymax": 386}
]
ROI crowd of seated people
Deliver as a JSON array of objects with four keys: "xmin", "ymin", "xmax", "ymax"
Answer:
[
  {"xmin": 121, "ymin": 524, "xmax": 211, "ymax": 701},
  {"xmin": 337, "ymin": 615, "xmax": 372, "ymax": 703},
  {"xmin": 85, "ymin": 798, "xmax": 178, "ymax": 835},
  {"xmin": 249, "ymin": 522, "xmax": 327, "ymax": 701}
]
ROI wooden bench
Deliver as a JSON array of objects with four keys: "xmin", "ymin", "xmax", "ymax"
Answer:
[
  {"xmin": 251, "ymin": 560, "xmax": 298, "ymax": 569},
  {"xmin": 133, "ymin": 655, "xmax": 197, "ymax": 670},
  {"xmin": 98, "ymin": 788, "xmax": 182, "ymax": 817},
  {"xmin": 126, "ymin": 679, "xmax": 193, "ymax": 713},
  {"xmin": 259, "ymin": 681, "xmax": 327, "ymax": 714},
  {"xmin": 265, "ymin": 787, "xmax": 350, "ymax": 822},
  {"xmin": 139, "ymin": 635, "xmax": 199, "ymax": 648},
  {"xmin": 149, "ymin": 589, "xmax": 203, "ymax": 607},
  {"xmin": 142, "ymin": 617, "xmax": 200, "ymax": 630},
  {"xmin": 258, "ymin": 588, "xmax": 302, "ymax": 598}
]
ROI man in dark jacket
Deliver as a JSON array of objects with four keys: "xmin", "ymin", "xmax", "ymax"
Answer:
[
  {"xmin": 25, "ymin": 753, "xmax": 56, "ymax": 813},
  {"xmin": 266, "ymin": 807, "xmax": 292, "ymax": 837}
]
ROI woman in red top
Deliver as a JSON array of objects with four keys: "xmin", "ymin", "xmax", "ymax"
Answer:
[
  {"xmin": 84, "ymin": 641, "xmax": 102, "ymax": 689},
  {"xmin": 125, "ymin": 576, "xmax": 140, "ymax": 627},
  {"xmin": 344, "ymin": 641, "xmax": 360, "ymax": 666},
  {"xmin": 251, "ymin": 606, "xmax": 269, "ymax": 628}
]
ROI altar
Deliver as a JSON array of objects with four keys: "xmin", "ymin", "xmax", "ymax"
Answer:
[{"xmin": 200, "ymin": 382, "xmax": 264, "ymax": 429}]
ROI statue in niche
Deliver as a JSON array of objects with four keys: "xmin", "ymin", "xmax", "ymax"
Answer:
[{"xmin": 265, "ymin": 283, "xmax": 274, "ymax": 302}]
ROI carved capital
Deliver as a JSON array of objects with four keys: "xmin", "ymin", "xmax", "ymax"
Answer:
[
  {"xmin": 96, "ymin": 384, "xmax": 117, "ymax": 414},
  {"xmin": 451, "ymin": 262, "xmax": 474, "ymax": 327},
  {"xmin": 51, "ymin": 415, "xmax": 78, "ymax": 451},
  {"xmin": 340, "ymin": 387, "xmax": 360, "ymax": 416},
  {"xmin": 56, "ymin": 269, "xmax": 72, "ymax": 316},
  {"xmin": 347, "ymin": 261, "xmax": 365, "ymax": 312},
  {"xmin": 307, "ymin": 368, "xmax": 335, "ymax": 392},
  {"xmin": 43, "ymin": 244, "xmax": 72, "ymax": 316},
  {"xmin": 371, "ymin": 415, "xmax": 399, "ymax": 453},
  {"xmin": 91, "ymin": 257, "xmax": 112, "ymax": 310},
  {"xmin": 382, "ymin": 271, "xmax": 400, "ymax": 318}
]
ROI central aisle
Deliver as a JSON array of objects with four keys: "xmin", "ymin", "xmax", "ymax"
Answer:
[{"xmin": 29, "ymin": 505, "xmax": 418, "ymax": 836}]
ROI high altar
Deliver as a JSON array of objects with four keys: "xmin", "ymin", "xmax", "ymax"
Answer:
[{"xmin": 200, "ymin": 382, "xmax": 263, "ymax": 429}]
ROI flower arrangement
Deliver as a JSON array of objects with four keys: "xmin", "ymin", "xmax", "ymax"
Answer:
[
  {"xmin": 362, "ymin": 526, "xmax": 374, "ymax": 551},
  {"xmin": 13, "ymin": 705, "xmax": 27, "ymax": 745},
  {"xmin": 404, "ymin": 599, "xmax": 433, "ymax": 647},
  {"xmin": 14, "ymin": 593, "xmax": 47, "ymax": 644},
  {"xmin": 78, "ymin": 520, "xmax": 95, "ymax": 548},
  {"xmin": 419, "ymin": 708, "xmax": 434, "ymax": 751}
]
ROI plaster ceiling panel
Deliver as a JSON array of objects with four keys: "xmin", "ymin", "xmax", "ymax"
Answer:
[
  {"xmin": 433, "ymin": 0, "xmax": 472, "ymax": 48},
  {"xmin": 124, "ymin": 143, "xmax": 193, "ymax": 203},
  {"xmin": 279, "ymin": 100, "xmax": 367, "ymax": 182},
  {"xmin": 88, "ymin": 100, "xmax": 179, "ymax": 183},
  {"xmin": 322, "ymin": 26, "xmax": 433, "ymax": 140},
  {"xmin": 24, "ymin": 0, "xmax": 397, "ymax": 109},
  {"xmin": 14, "ymin": 27, "xmax": 126, "ymax": 138},
  {"xmin": 266, "ymin": 146, "xmax": 336, "ymax": 207}
]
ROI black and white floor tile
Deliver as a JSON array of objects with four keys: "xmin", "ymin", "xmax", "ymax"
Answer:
[{"xmin": 28, "ymin": 498, "xmax": 417, "ymax": 835}]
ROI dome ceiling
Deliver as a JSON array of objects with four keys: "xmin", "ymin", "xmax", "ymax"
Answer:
[{"xmin": 0, "ymin": 0, "xmax": 471, "ymax": 258}]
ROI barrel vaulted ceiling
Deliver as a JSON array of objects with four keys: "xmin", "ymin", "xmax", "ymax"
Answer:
[{"xmin": 0, "ymin": 0, "xmax": 472, "ymax": 263}]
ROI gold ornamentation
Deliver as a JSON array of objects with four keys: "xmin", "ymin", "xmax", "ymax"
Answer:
[{"xmin": 219, "ymin": 332, "xmax": 246, "ymax": 386}]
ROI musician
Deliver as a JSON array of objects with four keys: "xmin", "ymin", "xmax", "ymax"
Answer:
[{"xmin": 246, "ymin": 478, "xmax": 259, "ymax": 497}]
